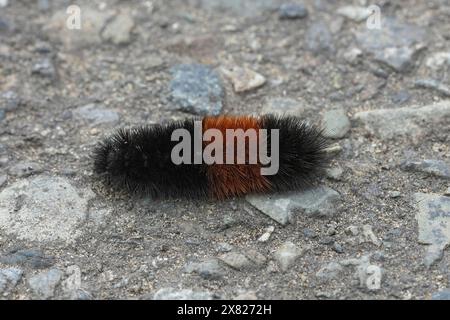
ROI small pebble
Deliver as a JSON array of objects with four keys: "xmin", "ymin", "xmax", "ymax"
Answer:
[{"xmin": 279, "ymin": 3, "xmax": 308, "ymax": 19}]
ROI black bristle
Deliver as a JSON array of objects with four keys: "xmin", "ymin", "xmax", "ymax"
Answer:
[
  {"xmin": 261, "ymin": 114, "xmax": 330, "ymax": 192},
  {"xmin": 92, "ymin": 119, "xmax": 209, "ymax": 198}
]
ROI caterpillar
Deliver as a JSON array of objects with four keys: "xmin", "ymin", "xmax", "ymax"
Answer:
[{"xmin": 92, "ymin": 114, "xmax": 331, "ymax": 199}]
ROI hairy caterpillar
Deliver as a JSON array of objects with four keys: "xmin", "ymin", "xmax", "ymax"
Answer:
[{"xmin": 93, "ymin": 114, "xmax": 330, "ymax": 199}]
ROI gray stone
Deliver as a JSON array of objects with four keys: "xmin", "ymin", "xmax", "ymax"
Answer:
[
  {"xmin": 258, "ymin": 226, "xmax": 275, "ymax": 242},
  {"xmin": 401, "ymin": 159, "xmax": 450, "ymax": 180},
  {"xmin": 445, "ymin": 187, "xmax": 450, "ymax": 196},
  {"xmin": 374, "ymin": 45, "xmax": 424, "ymax": 72},
  {"xmin": 343, "ymin": 47, "xmax": 363, "ymax": 64},
  {"xmin": 414, "ymin": 79, "xmax": 450, "ymax": 97},
  {"xmin": 185, "ymin": 258, "xmax": 225, "ymax": 280},
  {"xmin": 101, "ymin": 12, "xmax": 135, "ymax": 45},
  {"xmin": 153, "ymin": 287, "xmax": 214, "ymax": 300},
  {"xmin": 0, "ymin": 175, "xmax": 104, "ymax": 243},
  {"xmin": 432, "ymin": 289, "xmax": 450, "ymax": 300},
  {"xmin": 322, "ymin": 109, "xmax": 351, "ymax": 139},
  {"xmin": 220, "ymin": 65, "xmax": 266, "ymax": 93},
  {"xmin": 316, "ymin": 262, "xmax": 343, "ymax": 280},
  {"xmin": 391, "ymin": 90, "xmax": 410, "ymax": 104},
  {"xmin": 354, "ymin": 101, "xmax": 450, "ymax": 140},
  {"xmin": 37, "ymin": 0, "xmax": 49, "ymax": 11},
  {"xmin": 0, "ymin": 268, "xmax": 22, "ymax": 296},
  {"xmin": 337, "ymin": 6, "xmax": 371, "ymax": 22},
  {"xmin": 356, "ymin": 18, "xmax": 426, "ymax": 72},
  {"xmin": 219, "ymin": 252, "xmax": 255, "ymax": 271},
  {"xmin": 244, "ymin": 249, "xmax": 267, "ymax": 267},
  {"xmin": 0, "ymin": 174, "xmax": 6, "ymax": 187},
  {"xmin": 273, "ymin": 241, "xmax": 302, "ymax": 271},
  {"xmin": 388, "ymin": 191, "xmax": 402, "ymax": 198},
  {"xmin": 414, "ymin": 193, "xmax": 450, "ymax": 267},
  {"xmin": 303, "ymin": 228, "xmax": 317, "ymax": 238},
  {"xmin": 170, "ymin": 64, "xmax": 224, "ymax": 115},
  {"xmin": 0, "ymin": 249, "xmax": 55, "ymax": 269},
  {"xmin": 325, "ymin": 166, "xmax": 343, "ymax": 181},
  {"xmin": 279, "ymin": 3, "xmax": 308, "ymax": 19},
  {"xmin": 425, "ymin": 52, "xmax": 450, "ymax": 70},
  {"xmin": 0, "ymin": 109, "xmax": 4, "ymax": 122},
  {"xmin": 247, "ymin": 186, "xmax": 341, "ymax": 225},
  {"xmin": 32, "ymin": 58, "xmax": 56, "ymax": 78},
  {"xmin": 28, "ymin": 269, "xmax": 63, "ymax": 299},
  {"xmin": 234, "ymin": 291, "xmax": 257, "ymax": 300},
  {"xmin": 216, "ymin": 242, "xmax": 233, "ymax": 253},
  {"xmin": 305, "ymin": 21, "xmax": 334, "ymax": 53},
  {"xmin": 261, "ymin": 97, "xmax": 305, "ymax": 115},
  {"xmin": 1, "ymin": 91, "xmax": 20, "ymax": 111},
  {"xmin": 345, "ymin": 225, "xmax": 359, "ymax": 236},
  {"xmin": 333, "ymin": 243, "xmax": 344, "ymax": 253},
  {"xmin": 361, "ymin": 224, "xmax": 381, "ymax": 246},
  {"xmin": 73, "ymin": 103, "xmax": 120, "ymax": 126},
  {"xmin": 61, "ymin": 265, "xmax": 83, "ymax": 299},
  {"xmin": 8, "ymin": 162, "xmax": 43, "ymax": 177},
  {"xmin": 197, "ymin": 0, "xmax": 278, "ymax": 17},
  {"xmin": 0, "ymin": 18, "xmax": 10, "ymax": 32}
]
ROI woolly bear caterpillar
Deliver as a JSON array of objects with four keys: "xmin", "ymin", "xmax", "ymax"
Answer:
[{"xmin": 93, "ymin": 114, "xmax": 330, "ymax": 199}]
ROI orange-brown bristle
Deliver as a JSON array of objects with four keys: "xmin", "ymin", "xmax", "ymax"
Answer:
[{"xmin": 202, "ymin": 115, "xmax": 271, "ymax": 199}]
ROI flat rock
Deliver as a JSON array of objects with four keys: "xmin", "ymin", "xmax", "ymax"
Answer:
[
  {"xmin": 261, "ymin": 97, "xmax": 305, "ymax": 115},
  {"xmin": 73, "ymin": 103, "xmax": 120, "ymax": 126},
  {"xmin": 101, "ymin": 12, "xmax": 135, "ymax": 45},
  {"xmin": 432, "ymin": 289, "xmax": 450, "ymax": 300},
  {"xmin": 61, "ymin": 265, "xmax": 83, "ymax": 299},
  {"xmin": 0, "ymin": 268, "xmax": 22, "ymax": 296},
  {"xmin": 273, "ymin": 241, "xmax": 302, "ymax": 271},
  {"xmin": 337, "ymin": 6, "xmax": 371, "ymax": 22},
  {"xmin": 31, "ymin": 58, "xmax": 56, "ymax": 78},
  {"xmin": 325, "ymin": 166, "xmax": 343, "ymax": 181},
  {"xmin": 356, "ymin": 18, "xmax": 426, "ymax": 72},
  {"xmin": 316, "ymin": 262, "xmax": 343, "ymax": 280},
  {"xmin": 414, "ymin": 79, "xmax": 450, "ymax": 97},
  {"xmin": 0, "ymin": 175, "xmax": 103, "ymax": 243},
  {"xmin": 1, "ymin": 90, "xmax": 20, "ymax": 111},
  {"xmin": 361, "ymin": 224, "xmax": 381, "ymax": 246},
  {"xmin": 0, "ymin": 174, "xmax": 6, "ymax": 187},
  {"xmin": 170, "ymin": 64, "xmax": 224, "ymax": 115},
  {"xmin": 305, "ymin": 21, "xmax": 334, "ymax": 53},
  {"xmin": 322, "ymin": 109, "xmax": 351, "ymax": 139},
  {"xmin": 220, "ymin": 65, "xmax": 266, "ymax": 93},
  {"xmin": 0, "ymin": 249, "xmax": 55, "ymax": 269},
  {"xmin": 197, "ymin": 0, "xmax": 278, "ymax": 17},
  {"xmin": 401, "ymin": 159, "xmax": 450, "ymax": 180},
  {"xmin": 184, "ymin": 258, "xmax": 225, "ymax": 280},
  {"xmin": 219, "ymin": 252, "xmax": 251, "ymax": 270},
  {"xmin": 28, "ymin": 269, "xmax": 63, "ymax": 299},
  {"xmin": 414, "ymin": 193, "xmax": 450, "ymax": 267},
  {"xmin": 425, "ymin": 52, "xmax": 450, "ymax": 70},
  {"xmin": 258, "ymin": 226, "xmax": 275, "ymax": 242},
  {"xmin": 153, "ymin": 287, "xmax": 214, "ymax": 300},
  {"xmin": 8, "ymin": 162, "xmax": 43, "ymax": 178},
  {"xmin": 279, "ymin": 3, "xmax": 308, "ymax": 19},
  {"xmin": 353, "ymin": 100, "xmax": 450, "ymax": 140},
  {"xmin": 246, "ymin": 186, "xmax": 342, "ymax": 225}
]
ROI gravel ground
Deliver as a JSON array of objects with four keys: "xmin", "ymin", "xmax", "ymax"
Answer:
[{"xmin": 1, "ymin": 0, "xmax": 450, "ymax": 300}]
